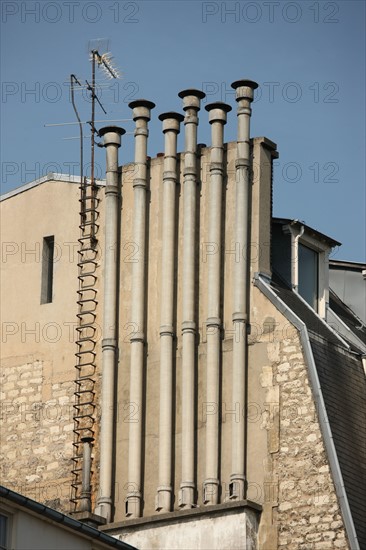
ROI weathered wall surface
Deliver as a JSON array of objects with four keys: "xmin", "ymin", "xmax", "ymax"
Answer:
[
  {"xmin": 103, "ymin": 505, "xmax": 259, "ymax": 550},
  {"xmin": 249, "ymin": 286, "xmax": 350, "ymax": 550},
  {"xmin": 0, "ymin": 179, "xmax": 93, "ymax": 512},
  {"xmin": 0, "ymin": 356, "xmax": 74, "ymax": 512}
]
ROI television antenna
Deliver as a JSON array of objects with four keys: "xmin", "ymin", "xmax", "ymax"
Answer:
[
  {"xmin": 69, "ymin": 40, "xmax": 125, "ymax": 514},
  {"xmin": 45, "ymin": 40, "xmax": 129, "ymax": 184}
]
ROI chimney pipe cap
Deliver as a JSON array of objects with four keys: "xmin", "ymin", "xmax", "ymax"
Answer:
[
  {"xmin": 205, "ymin": 102, "xmax": 232, "ymax": 113},
  {"xmin": 98, "ymin": 126, "xmax": 126, "ymax": 137},
  {"xmin": 159, "ymin": 111, "xmax": 184, "ymax": 122},
  {"xmin": 231, "ymin": 79, "xmax": 259, "ymax": 90},
  {"xmin": 178, "ymin": 88, "xmax": 206, "ymax": 100},
  {"xmin": 128, "ymin": 99, "xmax": 156, "ymax": 111}
]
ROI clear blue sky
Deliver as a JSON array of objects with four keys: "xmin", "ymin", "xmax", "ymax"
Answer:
[{"xmin": 1, "ymin": 0, "xmax": 365, "ymax": 261}]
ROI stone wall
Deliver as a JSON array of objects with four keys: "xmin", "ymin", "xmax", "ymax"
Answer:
[
  {"xmin": 253, "ymin": 307, "xmax": 350, "ymax": 549},
  {"xmin": 0, "ymin": 356, "xmax": 74, "ymax": 512}
]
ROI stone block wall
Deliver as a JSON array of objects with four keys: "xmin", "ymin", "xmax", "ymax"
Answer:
[
  {"xmin": 253, "ymin": 309, "xmax": 350, "ymax": 549},
  {"xmin": 0, "ymin": 357, "xmax": 75, "ymax": 512}
]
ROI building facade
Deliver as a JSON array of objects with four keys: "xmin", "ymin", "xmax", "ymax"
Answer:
[
  {"xmin": 1, "ymin": 81, "xmax": 365, "ymax": 549},
  {"xmin": 0, "ymin": 485, "xmax": 136, "ymax": 550}
]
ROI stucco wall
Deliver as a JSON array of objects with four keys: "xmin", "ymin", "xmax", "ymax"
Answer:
[{"xmin": 105, "ymin": 505, "xmax": 259, "ymax": 550}]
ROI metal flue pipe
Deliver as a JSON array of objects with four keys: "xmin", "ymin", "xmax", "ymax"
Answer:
[
  {"xmin": 95, "ymin": 125, "xmax": 125, "ymax": 522},
  {"xmin": 178, "ymin": 88, "xmax": 206, "ymax": 509},
  {"xmin": 156, "ymin": 112, "xmax": 184, "ymax": 513},
  {"xmin": 79, "ymin": 437, "xmax": 93, "ymax": 512},
  {"xmin": 203, "ymin": 102, "xmax": 232, "ymax": 506},
  {"xmin": 230, "ymin": 79, "xmax": 258, "ymax": 501},
  {"xmin": 126, "ymin": 99, "xmax": 155, "ymax": 518}
]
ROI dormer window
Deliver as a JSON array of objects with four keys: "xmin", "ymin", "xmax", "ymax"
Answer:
[{"xmin": 271, "ymin": 218, "xmax": 341, "ymax": 319}]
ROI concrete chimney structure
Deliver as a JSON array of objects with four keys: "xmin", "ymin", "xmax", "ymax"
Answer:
[
  {"xmin": 126, "ymin": 100, "xmax": 155, "ymax": 519},
  {"xmin": 156, "ymin": 112, "xmax": 184, "ymax": 513},
  {"xmin": 95, "ymin": 125, "xmax": 125, "ymax": 522},
  {"xmin": 178, "ymin": 88, "xmax": 206, "ymax": 509},
  {"xmin": 203, "ymin": 102, "xmax": 232, "ymax": 506},
  {"xmin": 229, "ymin": 79, "xmax": 258, "ymax": 501}
]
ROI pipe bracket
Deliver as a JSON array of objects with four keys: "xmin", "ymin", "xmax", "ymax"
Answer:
[
  {"xmin": 96, "ymin": 495, "xmax": 113, "ymax": 506},
  {"xmin": 130, "ymin": 331, "xmax": 145, "ymax": 343},
  {"xmin": 209, "ymin": 162, "xmax": 224, "ymax": 173},
  {"xmin": 235, "ymin": 158, "xmax": 250, "ymax": 169},
  {"xmin": 102, "ymin": 338, "xmax": 117, "ymax": 349},
  {"xmin": 183, "ymin": 168, "xmax": 197, "ymax": 178},
  {"xmin": 232, "ymin": 312, "xmax": 248, "ymax": 323},
  {"xmin": 134, "ymin": 127, "xmax": 148, "ymax": 137},
  {"xmin": 206, "ymin": 317, "xmax": 221, "ymax": 329},
  {"xmin": 162, "ymin": 170, "xmax": 178, "ymax": 181},
  {"xmin": 132, "ymin": 178, "xmax": 147, "ymax": 189},
  {"xmin": 237, "ymin": 105, "xmax": 252, "ymax": 116},
  {"xmin": 104, "ymin": 184, "xmax": 119, "ymax": 195},
  {"xmin": 203, "ymin": 479, "xmax": 220, "ymax": 505},
  {"xmin": 160, "ymin": 324, "xmax": 175, "ymax": 337},
  {"xmin": 184, "ymin": 114, "xmax": 199, "ymax": 124},
  {"xmin": 182, "ymin": 320, "xmax": 196, "ymax": 333}
]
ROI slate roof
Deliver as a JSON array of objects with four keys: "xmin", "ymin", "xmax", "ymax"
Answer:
[
  {"xmin": 271, "ymin": 272, "xmax": 366, "ymax": 549},
  {"xmin": 0, "ymin": 486, "xmax": 136, "ymax": 550},
  {"xmin": 271, "ymin": 272, "xmax": 341, "ymax": 345},
  {"xmin": 329, "ymin": 289, "xmax": 366, "ymax": 347},
  {"xmin": 311, "ymin": 338, "xmax": 366, "ymax": 549}
]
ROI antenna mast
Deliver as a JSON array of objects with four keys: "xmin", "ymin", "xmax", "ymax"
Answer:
[{"xmin": 70, "ymin": 41, "xmax": 121, "ymax": 515}]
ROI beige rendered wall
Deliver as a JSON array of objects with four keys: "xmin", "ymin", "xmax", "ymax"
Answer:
[{"xmin": 0, "ymin": 180, "xmax": 84, "ymax": 511}]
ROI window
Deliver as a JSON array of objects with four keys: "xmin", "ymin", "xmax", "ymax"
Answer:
[
  {"xmin": 281, "ymin": 221, "xmax": 333, "ymax": 319},
  {"xmin": 298, "ymin": 243, "xmax": 319, "ymax": 311},
  {"xmin": 0, "ymin": 514, "xmax": 8, "ymax": 550},
  {"xmin": 41, "ymin": 236, "xmax": 55, "ymax": 304}
]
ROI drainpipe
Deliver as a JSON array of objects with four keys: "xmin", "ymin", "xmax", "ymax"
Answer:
[
  {"xmin": 229, "ymin": 79, "xmax": 258, "ymax": 501},
  {"xmin": 80, "ymin": 437, "xmax": 93, "ymax": 512},
  {"xmin": 178, "ymin": 88, "xmax": 206, "ymax": 509},
  {"xmin": 291, "ymin": 222, "xmax": 305, "ymax": 292},
  {"xmin": 126, "ymin": 99, "xmax": 155, "ymax": 518},
  {"xmin": 156, "ymin": 112, "xmax": 184, "ymax": 513},
  {"xmin": 203, "ymin": 102, "xmax": 232, "ymax": 505},
  {"xmin": 95, "ymin": 126, "xmax": 125, "ymax": 522}
]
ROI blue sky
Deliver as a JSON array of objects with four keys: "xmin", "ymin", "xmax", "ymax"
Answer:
[{"xmin": 1, "ymin": 0, "xmax": 365, "ymax": 261}]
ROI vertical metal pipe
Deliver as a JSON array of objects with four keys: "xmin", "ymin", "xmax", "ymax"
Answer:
[
  {"xmin": 156, "ymin": 112, "xmax": 184, "ymax": 513},
  {"xmin": 126, "ymin": 99, "xmax": 155, "ymax": 518},
  {"xmin": 229, "ymin": 79, "xmax": 258, "ymax": 501},
  {"xmin": 203, "ymin": 102, "xmax": 231, "ymax": 505},
  {"xmin": 178, "ymin": 89, "xmax": 206, "ymax": 509},
  {"xmin": 95, "ymin": 126, "xmax": 125, "ymax": 522},
  {"xmin": 80, "ymin": 437, "xmax": 93, "ymax": 512}
]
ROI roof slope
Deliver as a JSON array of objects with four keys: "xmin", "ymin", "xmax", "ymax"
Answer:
[
  {"xmin": 0, "ymin": 486, "xmax": 136, "ymax": 550},
  {"xmin": 311, "ymin": 338, "xmax": 366, "ymax": 548},
  {"xmin": 329, "ymin": 289, "xmax": 366, "ymax": 346}
]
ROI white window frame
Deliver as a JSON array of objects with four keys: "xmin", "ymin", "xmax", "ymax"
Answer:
[
  {"xmin": 286, "ymin": 223, "xmax": 331, "ymax": 319},
  {"xmin": 0, "ymin": 509, "xmax": 13, "ymax": 550}
]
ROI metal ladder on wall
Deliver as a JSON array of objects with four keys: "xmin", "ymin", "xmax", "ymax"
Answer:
[{"xmin": 71, "ymin": 177, "xmax": 100, "ymax": 511}]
